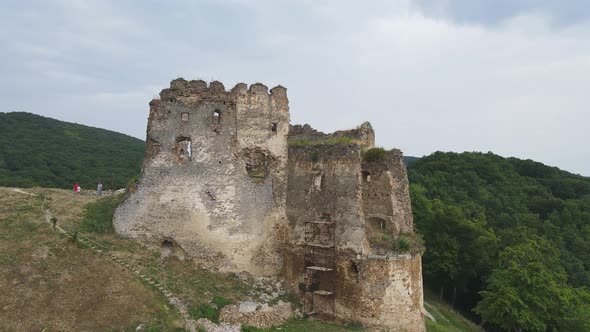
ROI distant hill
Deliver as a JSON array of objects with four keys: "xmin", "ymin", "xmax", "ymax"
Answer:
[
  {"xmin": 408, "ymin": 151, "xmax": 590, "ymax": 331},
  {"xmin": 403, "ymin": 155, "xmax": 419, "ymax": 166},
  {"xmin": 0, "ymin": 112, "xmax": 145, "ymax": 190}
]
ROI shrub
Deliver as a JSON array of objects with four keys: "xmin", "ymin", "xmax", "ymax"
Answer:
[
  {"xmin": 212, "ymin": 295, "xmax": 231, "ymax": 309},
  {"xmin": 309, "ymin": 150, "xmax": 319, "ymax": 162},
  {"xmin": 396, "ymin": 236, "xmax": 411, "ymax": 252},
  {"xmin": 189, "ymin": 296, "xmax": 231, "ymax": 323},
  {"xmin": 190, "ymin": 303, "xmax": 219, "ymax": 322},
  {"xmin": 362, "ymin": 147, "xmax": 387, "ymax": 162}
]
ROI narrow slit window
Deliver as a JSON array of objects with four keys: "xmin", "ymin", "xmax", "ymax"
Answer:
[
  {"xmin": 313, "ymin": 174, "xmax": 323, "ymax": 191},
  {"xmin": 362, "ymin": 171, "xmax": 371, "ymax": 182},
  {"xmin": 213, "ymin": 110, "xmax": 221, "ymax": 123},
  {"xmin": 271, "ymin": 123, "xmax": 277, "ymax": 133}
]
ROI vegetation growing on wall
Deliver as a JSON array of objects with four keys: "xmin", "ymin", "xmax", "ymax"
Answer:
[
  {"xmin": 408, "ymin": 151, "xmax": 590, "ymax": 331},
  {"xmin": 361, "ymin": 147, "xmax": 386, "ymax": 162},
  {"xmin": 0, "ymin": 112, "xmax": 145, "ymax": 190},
  {"xmin": 288, "ymin": 136, "xmax": 354, "ymax": 147}
]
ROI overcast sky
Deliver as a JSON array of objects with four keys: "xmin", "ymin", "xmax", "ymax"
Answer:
[{"xmin": 1, "ymin": 0, "xmax": 589, "ymax": 175}]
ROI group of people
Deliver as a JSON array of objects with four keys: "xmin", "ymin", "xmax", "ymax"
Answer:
[{"xmin": 72, "ymin": 182, "xmax": 103, "ymax": 200}]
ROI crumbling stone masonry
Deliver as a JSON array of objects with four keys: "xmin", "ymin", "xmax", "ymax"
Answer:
[{"xmin": 113, "ymin": 79, "xmax": 425, "ymax": 331}]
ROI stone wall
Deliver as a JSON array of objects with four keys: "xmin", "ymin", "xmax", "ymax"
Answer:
[
  {"xmin": 284, "ymin": 126, "xmax": 424, "ymax": 331},
  {"xmin": 114, "ymin": 79, "xmax": 289, "ymax": 276},
  {"xmin": 361, "ymin": 149, "xmax": 414, "ymax": 235},
  {"xmin": 336, "ymin": 254, "xmax": 425, "ymax": 331},
  {"xmin": 286, "ymin": 144, "xmax": 368, "ymax": 253},
  {"xmin": 289, "ymin": 122, "xmax": 375, "ymax": 148}
]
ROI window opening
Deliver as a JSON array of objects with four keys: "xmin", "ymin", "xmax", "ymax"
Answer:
[
  {"xmin": 271, "ymin": 123, "xmax": 278, "ymax": 132},
  {"xmin": 213, "ymin": 110, "xmax": 221, "ymax": 123},
  {"xmin": 161, "ymin": 239, "xmax": 174, "ymax": 257},
  {"xmin": 175, "ymin": 137, "xmax": 192, "ymax": 164},
  {"xmin": 313, "ymin": 174, "xmax": 323, "ymax": 191}
]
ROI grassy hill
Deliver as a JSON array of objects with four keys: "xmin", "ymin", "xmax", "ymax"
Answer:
[
  {"xmin": 0, "ymin": 112, "xmax": 145, "ymax": 190},
  {"xmin": 423, "ymin": 290, "xmax": 483, "ymax": 332},
  {"xmin": 408, "ymin": 152, "xmax": 590, "ymax": 331},
  {"xmin": 0, "ymin": 187, "xmax": 369, "ymax": 331}
]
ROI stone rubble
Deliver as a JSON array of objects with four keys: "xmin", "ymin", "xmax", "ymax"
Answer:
[{"xmin": 220, "ymin": 300, "xmax": 294, "ymax": 328}]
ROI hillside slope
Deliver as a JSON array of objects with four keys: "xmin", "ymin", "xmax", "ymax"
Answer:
[
  {"xmin": 408, "ymin": 152, "xmax": 590, "ymax": 331},
  {"xmin": 0, "ymin": 187, "xmax": 368, "ymax": 331},
  {"xmin": 0, "ymin": 112, "xmax": 145, "ymax": 189}
]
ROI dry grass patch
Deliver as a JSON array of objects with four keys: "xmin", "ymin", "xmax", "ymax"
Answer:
[{"xmin": 0, "ymin": 188, "xmax": 183, "ymax": 331}]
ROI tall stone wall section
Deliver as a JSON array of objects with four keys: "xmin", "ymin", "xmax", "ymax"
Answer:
[
  {"xmin": 361, "ymin": 149, "xmax": 414, "ymax": 235},
  {"xmin": 113, "ymin": 79, "xmax": 289, "ymax": 276},
  {"xmin": 284, "ymin": 127, "xmax": 425, "ymax": 331}
]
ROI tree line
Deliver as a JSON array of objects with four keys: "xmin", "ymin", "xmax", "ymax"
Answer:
[
  {"xmin": 0, "ymin": 112, "xmax": 145, "ymax": 190},
  {"xmin": 408, "ymin": 151, "xmax": 590, "ymax": 331}
]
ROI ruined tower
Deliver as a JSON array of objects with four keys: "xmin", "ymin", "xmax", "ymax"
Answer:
[
  {"xmin": 114, "ymin": 78, "xmax": 290, "ymax": 275},
  {"xmin": 114, "ymin": 79, "xmax": 425, "ymax": 331},
  {"xmin": 284, "ymin": 125, "xmax": 425, "ymax": 331}
]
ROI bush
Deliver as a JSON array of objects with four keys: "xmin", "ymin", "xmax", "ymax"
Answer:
[
  {"xmin": 396, "ymin": 236, "xmax": 411, "ymax": 252},
  {"xmin": 190, "ymin": 303, "xmax": 219, "ymax": 322},
  {"xmin": 309, "ymin": 150, "xmax": 319, "ymax": 162},
  {"xmin": 189, "ymin": 296, "xmax": 231, "ymax": 323},
  {"xmin": 212, "ymin": 295, "xmax": 231, "ymax": 309},
  {"xmin": 362, "ymin": 147, "xmax": 387, "ymax": 162}
]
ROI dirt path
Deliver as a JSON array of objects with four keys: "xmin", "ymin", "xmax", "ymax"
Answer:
[{"xmin": 10, "ymin": 188, "xmax": 38, "ymax": 197}]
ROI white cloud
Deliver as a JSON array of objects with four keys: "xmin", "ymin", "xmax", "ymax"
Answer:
[{"xmin": 1, "ymin": 0, "xmax": 589, "ymax": 175}]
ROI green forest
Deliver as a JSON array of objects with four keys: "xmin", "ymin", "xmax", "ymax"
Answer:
[
  {"xmin": 0, "ymin": 112, "xmax": 145, "ymax": 190},
  {"xmin": 408, "ymin": 152, "xmax": 590, "ymax": 331}
]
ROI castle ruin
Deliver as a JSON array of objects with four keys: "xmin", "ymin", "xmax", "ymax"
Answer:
[{"xmin": 113, "ymin": 79, "xmax": 425, "ymax": 331}]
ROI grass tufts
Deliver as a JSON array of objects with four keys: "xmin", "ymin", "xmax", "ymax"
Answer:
[{"xmin": 288, "ymin": 136, "xmax": 354, "ymax": 147}]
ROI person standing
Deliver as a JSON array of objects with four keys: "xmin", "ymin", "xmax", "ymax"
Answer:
[
  {"xmin": 73, "ymin": 183, "xmax": 80, "ymax": 200},
  {"xmin": 97, "ymin": 182, "xmax": 103, "ymax": 196}
]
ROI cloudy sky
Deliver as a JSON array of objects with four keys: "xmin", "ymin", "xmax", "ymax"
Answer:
[{"xmin": 1, "ymin": 0, "xmax": 589, "ymax": 175}]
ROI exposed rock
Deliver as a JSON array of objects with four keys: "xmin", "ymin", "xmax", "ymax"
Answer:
[
  {"xmin": 196, "ymin": 319, "xmax": 240, "ymax": 332},
  {"xmin": 238, "ymin": 301, "xmax": 258, "ymax": 313},
  {"xmin": 220, "ymin": 301, "xmax": 293, "ymax": 328}
]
